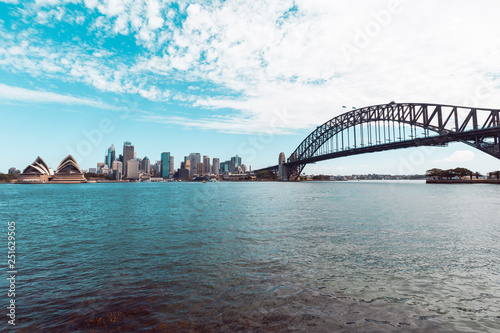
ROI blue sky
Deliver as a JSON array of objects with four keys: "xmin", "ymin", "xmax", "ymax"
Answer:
[{"xmin": 1, "ymin": 0, "xmax": 500, "ymax": 175}]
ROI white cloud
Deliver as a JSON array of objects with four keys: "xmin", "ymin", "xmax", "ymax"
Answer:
[
  {"xmin": 0, "ymin": 83, "xmax": 115, "ymax": 109},
  {"xmin": 135, "ymin": 114, "xmax": 295, "ymax": 135},
  {"xmin": 434, "ymin": 150, "xmax": 475, "ymax": 164},
  {"xmin": 2, "ymin": 0, "xmax": 500, "ymax": 134}
]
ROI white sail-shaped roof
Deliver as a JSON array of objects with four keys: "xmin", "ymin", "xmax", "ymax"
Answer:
[
  {"xmin": 55, "ymin": 155, "xmax": 83, "ymax": 174},
  {"xmin": 21, "ymin": 156, "xmax": 51, "ymax": 175}
]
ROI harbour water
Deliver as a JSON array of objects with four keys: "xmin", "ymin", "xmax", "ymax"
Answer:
[{"xmin": 1, "ymin": 181, "xmax": 499, "ymax": 332}]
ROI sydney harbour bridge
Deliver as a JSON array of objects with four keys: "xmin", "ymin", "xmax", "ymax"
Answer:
[{"xmin": 255, "ymin": 102, "xmax": 500, "ymax": 180}]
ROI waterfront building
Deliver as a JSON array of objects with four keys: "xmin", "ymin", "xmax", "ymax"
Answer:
[
  {"xmin": 141, "ymin": 156, "xmax": 150, "ymax": 174},
  {"xmin": 203, "ymin": 155, "xmax": 210, "ymax": 175},
  {"xmin": 105, "ymin": 144, "xmax": 115, "ymax": 167},
  {"xmin": 169, "ymin": 156, "xmax": 174, "ymax": 175},
  {"xmin": 161, "ymin": 152, "xmax": 170, "ymax": 178},
  {"xmin": 112, "ymin": 169, "xmax": 122, "ymax": 181},
  {"xmin": 126, "ymin": 159, "xmax": 140, "ymax": 180},
  {"xmin": 17, "ymin": 156, "xmax": 53, "ymax": 183},
  {"xmin": 189, "ymin": 153, "xmax": 201, "ymax": 176},
  {"xmin": 241, "ymin": 164, "xmax": 247, "ymax": 173},
  {"xmin": 178, "ymin": 167, "xmax": 190, "ymax": 179},
  {"xmin": 212, "ymin": 158, "xmax": 220, "ymax": 175},
  {"xmin": 51, "ymin": 155, "xmax": 86, "ymax": 183},
  {"xmin": 123, "ymin": 141, "xmax": 134, "ymax": 176},
  {"xmin": 89, "ymin": 168, "xmax": 97, "ymax": 174}
]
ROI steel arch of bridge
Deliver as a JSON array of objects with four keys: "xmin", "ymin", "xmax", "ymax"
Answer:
[{"xmin": 285, "ymin": 102, "xmax": 500, "ymax": 180}]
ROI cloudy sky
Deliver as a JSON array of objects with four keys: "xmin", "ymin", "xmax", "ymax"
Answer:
[{"xmin": 1, "ymin": 0, "xmax": 500, "ymax": 174}]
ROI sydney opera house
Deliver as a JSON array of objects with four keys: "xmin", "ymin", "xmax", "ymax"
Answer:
[{"xmin": 17, "ymin": 155, "xmax": 86, "ymax": 184}]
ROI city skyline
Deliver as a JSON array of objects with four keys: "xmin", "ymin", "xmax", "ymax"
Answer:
[{"xmin": 2, "ymin": 1, "xmax": 500, "ymax": 175}]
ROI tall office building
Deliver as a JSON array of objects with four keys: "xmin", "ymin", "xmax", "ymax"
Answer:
[
  {"xmin": 203, "ymin": 155, "xmax": 210, "ymax": 175},
  {"xmin": 212, "ymin": 158, "xmax": 220, "ymax": 175},
  {"xmin": 220, "ymin": 161, "xmax": 230, "ymax": 173},
  {"xmin": 169, "ymin": 156, "xmax": 174, "ymax": 175},
  {"xmin": 179, "ymin": 161, "xmax": 190, "ymax": 179},
  {"xmin": 105, "ymin": 144, "xmax": 116, "ymax": 167},
  {"xmin": 112, "ymin": 160, "xmax": 122, "ymax": 180},
  {"xmin": 126, "ymin": 159, "xmax": 140, "ymax": 179},
  {"xmin": 231, "ymin": 155, "xmax": 242, "ymax": 167},
  {"xmin": 122, "ymin": 141, "xmax": 134, "ymax": 176},
  {"xmin": 161, "ymin": 152, "xmax": 170, "ymax": 178},
  {"xmin": 112, "ymin": 160, "xmax": 122, "ymax": 171},
  {"xmin": 155, "ymin": 161, "xmax": 162, "ymax": 176},
  {"xmin": 197, "ymin": 162, "xmax": 204, "ymax": 176},
  {"xmin": 189, "ymin": 153, "xmax": 201, "ymax": 176},
  {"xmin": 141, "ymin": 156, "xmax": 150, "ymax": 174}
]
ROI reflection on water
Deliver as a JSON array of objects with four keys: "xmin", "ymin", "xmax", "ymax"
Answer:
[{"xmin": 1, "ymin": 181, "xmax": 499, "ymax": 332}]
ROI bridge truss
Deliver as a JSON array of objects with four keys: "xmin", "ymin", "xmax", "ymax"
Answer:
[{"xmin": 284, "ymin": 102, "xmax": 500, "ymax": 180}]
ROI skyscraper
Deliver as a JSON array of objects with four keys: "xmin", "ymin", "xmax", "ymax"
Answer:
[
  {"xmin": 161, "ymin": 152, "xmax": 170, "ymax": 178},
  {"xmin": 212, "ymin": 158, "xmax": 220, "ymax": 175},
  {"xmin": 203, "ymin": 155, "xmax": 210, "ymax": 175},
  {"xmin": 126, "ymin": 159, "xmax": 140, "ymax": 179},
  {"xmin": 197, "ymin": 162, "xmax": 204, "ymax": 176},
  {"xmin": 123, "ymin": 141, "xmax": 134, "ymax": 176},
  {"xmin": 105, "ymin": 144, "xmax": 115, "ymax": 167},
  {"xmin": 189, "ymin": 153, "xmax": 201, "ymax": 176},
  {"xmin": 141, "ymin": 156, "xmax": 150, "ymax": 174},
  {"xmin": 220, "ymin": 161, "xmax": 230, "ymax": 173},
  {"xmin": 231, "ymin": 155, "xmax": 242, "ymax": 167},
  {"xmin": 155, "ymin": 161, "xmax": 162, "ymax": 176},
  {"xmin": 169, "ymin": 156, "xmax": 174, "ymax": 175}
]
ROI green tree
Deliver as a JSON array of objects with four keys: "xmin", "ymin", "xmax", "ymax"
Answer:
[
  {"xmin": 256, "ymin": 170, "xmax": 276, "ymax": 180},
  {"xmin": 452, "ymin": 167, "xmax": 473, "ymax": 179},
  {"xmin": 425, "ymin": 168, "xmax": 444, "ymax": 179}
]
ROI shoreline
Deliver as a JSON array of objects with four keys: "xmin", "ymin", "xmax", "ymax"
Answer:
[{"xmin": 426, "ymin": 179, "xmax": 500, "ymax": 184}]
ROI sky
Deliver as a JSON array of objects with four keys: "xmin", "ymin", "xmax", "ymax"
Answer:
[{"xmin": 1, "ymin": 0, "xmax": 500, "ymax": 175}]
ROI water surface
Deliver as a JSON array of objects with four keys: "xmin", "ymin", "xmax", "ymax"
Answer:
[{"xmin": 1, "ymin": 181, "xmax": 499, "ymax": 332}]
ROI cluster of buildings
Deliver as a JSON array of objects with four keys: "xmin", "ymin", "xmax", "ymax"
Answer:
[{"xmin": 88, "ymin": 142, "xmax": 248, "ymax": 181}]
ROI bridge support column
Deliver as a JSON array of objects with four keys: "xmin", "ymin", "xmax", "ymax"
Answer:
[{"xmin": 278, "ymin": 152, "xmax": 289, "ymax": 180}]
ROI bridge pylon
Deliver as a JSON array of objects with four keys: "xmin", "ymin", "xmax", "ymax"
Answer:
[{"xmin": 278, "ymin": 152, "xmax": 289, "ymax": 180}]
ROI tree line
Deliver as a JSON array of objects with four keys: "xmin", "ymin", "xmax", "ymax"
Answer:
[{"xmin": 425, "ymin": 167, "xmax": 500, "ymax": 180}]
